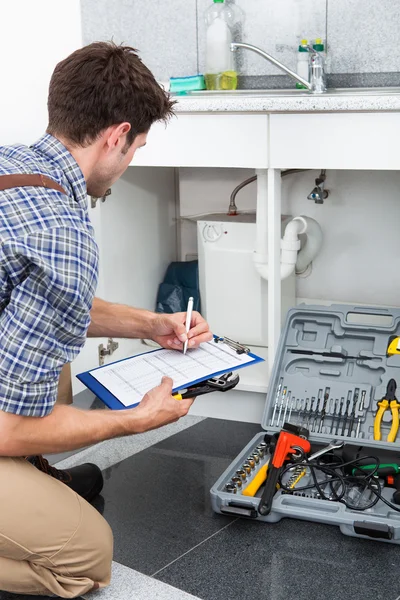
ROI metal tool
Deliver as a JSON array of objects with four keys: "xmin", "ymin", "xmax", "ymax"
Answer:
[
  {"xmin": 236, "ymin": 469, "xmax": 246, "ymax": 481},
  {"xmin": 309, "ymin": 439, "xmax": 344, "ymax": 461},
  {"xmin": 306, "ymin": 396, "xmax": 315, "ymax": 429},
  {"xmin": 318, "ymin": 387, "xmax": 330, "ymax": 433},
  {"xmin": 288, "ymin": 349, "xmax": 377, "ymax": 361},
  {"xmin": 276, "ymin": 387, "xmax": 288, "ymax": 428},
  {"xmin": 173, "ymin": 371, "xmax": 239, "ymax": 400},
  {"xmin": 341, "ymin": 390, "xmax": 353, "ymax": 436},
  {"xmin": 287, "ymin": 396, "xmax": 296, "ymax": 423},
  {"xmin": 285, "ymin": 439, "xmax": 344, "ymax": 489},
  {"xmin": 374, "ymin": 379, "xmax": 400, "ymax": 442},
  {"xmin": 242, "ymin": 462, "xmax": 252, "ymax": 475},
  {"xmin": 270, "ymin": 378, "xmax": 283, "ymax": 426},
  {"xmin": 213, "ymin": 336, "xmax": 250, "ymax": 355},
  {"xmin": 355, "ymin": 390, "xmax": 366, "ymax": 438},
  {"xmin": 347, "ymin": 388, "xmax": 359, "ymax": 437},
  {"xmin": 312, "ymin": 390, "xmax": 323, "ymax": 432},
  {"xmin": 247, "ymin": 457, "xmax": 256, "ymax": 469},
  {"xmin": 225, "ymin": 483, "xmax": 237, "ymax": 493},
  {"xmin": 329, "ymin": 398, "xmax": 340, "ymax": 434},
  {"xmin": 281, "ymin": 391, "xmax": 291, "ymax": 427},
  {"xmin": 231, "ymin": 476, "xmax": 242, "ymax": 488},
  {"xmin": 252, "ymin": 453, "xmax": 260, "ymax": 464},
  {"xmin": 335, "ymin": 397, "xmax": 345, "ymax": 436},
  {"xmin": 297, "ymin": 399, "xmax": 305, "ymax": 425}
]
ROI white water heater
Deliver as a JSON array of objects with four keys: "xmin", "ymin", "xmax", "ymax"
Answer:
[{"xmin": 197, "ymin": 213, "xmax": 295, "ymax": 347}]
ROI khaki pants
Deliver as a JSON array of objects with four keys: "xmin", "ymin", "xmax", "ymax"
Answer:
[{"xmin": 0, "ymin": 457, "xmax": 113, "ymax": 597}]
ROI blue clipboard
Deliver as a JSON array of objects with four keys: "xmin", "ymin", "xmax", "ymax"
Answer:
[{"xmin": 77, "ymin": 337, "xmax": 264, "ymax": 410}]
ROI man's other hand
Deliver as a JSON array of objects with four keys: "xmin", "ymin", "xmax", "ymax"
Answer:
[{"xmin": 130, "ymin": 376, "xmax": 194, "ymax": 433}]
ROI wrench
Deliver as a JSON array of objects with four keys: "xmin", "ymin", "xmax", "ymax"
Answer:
[{"xmin": 307, "ymin": 439, "xmax": 344, "ymax": 461}]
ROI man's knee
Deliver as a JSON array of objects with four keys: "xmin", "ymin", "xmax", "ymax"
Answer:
[
  {"xmin": 65, "ymin": 497, "xmax": 113, "ymax": 587},
  {"xmin": 88, "ymin": 510, "xmax": 113, "ymax": 586}
]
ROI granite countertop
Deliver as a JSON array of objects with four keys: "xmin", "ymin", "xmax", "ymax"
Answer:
[{"xmin": 172, "ymin": 88, "xmax": 400, "ymax": 113}]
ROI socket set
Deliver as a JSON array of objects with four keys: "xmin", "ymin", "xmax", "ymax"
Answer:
[
  {"xmin": 224, "ymin": 442, "xmax": 269, "ymax": 495},
  {"xmin": 211, "ymin": 304, "xmax": 400, "ymax": 545}
]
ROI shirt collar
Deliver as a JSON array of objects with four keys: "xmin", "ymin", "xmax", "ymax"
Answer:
[{"xmin": 30, "ymin": 133, "xmax": 87, "ymax": 205}]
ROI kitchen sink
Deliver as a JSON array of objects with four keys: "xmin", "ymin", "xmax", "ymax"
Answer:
[{"xmin": 181, "ymin": 87, "xmax": 400, "ymax": 98}]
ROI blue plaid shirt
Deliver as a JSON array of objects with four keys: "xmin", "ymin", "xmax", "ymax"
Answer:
[{"xmin": 0, "ymin": 134, "xmax": 99, "ymax": 417}]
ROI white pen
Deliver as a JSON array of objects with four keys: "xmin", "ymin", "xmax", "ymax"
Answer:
[{"xmin": 183, "ymin": 296, "xmax": 194, "ymax": 355}]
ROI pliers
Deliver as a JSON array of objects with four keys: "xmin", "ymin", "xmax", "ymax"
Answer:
[
  {"xmin": 173, "ymin": 372, "xmax": 239, "ymax": 400},
  {"xmin": 374, "ymin": 379, "xmax": 400, "ymax": 442}
]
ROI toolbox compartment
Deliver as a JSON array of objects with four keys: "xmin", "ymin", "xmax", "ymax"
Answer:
[{"xmin": 211, "ymin": 304, "xmax": 400, "ymax": 544}]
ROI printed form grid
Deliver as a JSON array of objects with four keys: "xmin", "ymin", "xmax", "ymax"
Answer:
[{"xmin": 90, "ymin": 341, "xmax": 254, "ymax": 407}]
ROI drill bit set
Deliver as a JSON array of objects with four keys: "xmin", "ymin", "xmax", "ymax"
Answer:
[
  {"xmin": 211, "ymin": 304, "xmax": 400, "ymax": 545},
  {"xmin": 269, "ymin": 381, "xmax": 371, "ymax": 438}
]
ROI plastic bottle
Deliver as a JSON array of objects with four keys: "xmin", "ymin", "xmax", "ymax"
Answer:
[
  {"xmin": 313, "ymin": 37, "xmax": 328, "ymax": 70},
  {"xmin": 296, "ymin": 39, "xmax": 309, "ymax": 90},
  {"xmin": 204, "ymin": 0, "xmax": 241, "ymax": 91},
  {"xmin": 313, "ymin": 38, "xmax": 325, "ymax": 59}
]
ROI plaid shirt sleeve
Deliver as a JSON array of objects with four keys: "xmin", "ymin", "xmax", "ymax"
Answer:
[{"xmin": 0, "ymin": 226, "xmax": 99, "ymax": 417}]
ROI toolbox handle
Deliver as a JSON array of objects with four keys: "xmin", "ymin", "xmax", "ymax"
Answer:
[
  {"xmin": 345, "ymin": 307, "xmax": 395, "ymax": 328},
  {"xmin": 353, "ymin": 521, "xmax": 394, "ymax": 540}
]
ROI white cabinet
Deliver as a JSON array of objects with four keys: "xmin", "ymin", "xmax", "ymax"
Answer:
[
  {"xmin": 269, "ymin": 113, "xmax": 400, "ymax": 170},
  {"xmin": 134, "ymin": 113, "xmax": 269, "ymax": 168}
]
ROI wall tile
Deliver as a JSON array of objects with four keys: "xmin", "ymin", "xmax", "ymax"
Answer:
[
  {"xmin": 81, "ymin": 0, "xmax": 198, "ymax": 81},
  {"xmin": 327, "ymin": 0, "xmax": 400, "ymax": 73},
  {"xmin": 197, "ymin": 0, "xmax": 327, "ymax": 77}
]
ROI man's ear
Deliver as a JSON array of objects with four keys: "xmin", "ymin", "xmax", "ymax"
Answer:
[{"xmin": 106, "ymin": 123, "xmax": 132, "ymax": 151}]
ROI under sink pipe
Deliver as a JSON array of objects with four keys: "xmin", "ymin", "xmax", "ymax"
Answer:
[
  {"xmin": 253, "ymin": 171, "xmax": 323, "ymax": 280},
  {"xmin": 228, "ymin": 169, "xmax": 309, "ymax": 215}
]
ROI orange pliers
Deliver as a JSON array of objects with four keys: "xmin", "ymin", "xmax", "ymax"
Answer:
[{"xmin": 374, "ymin": 379, "xmax": 400, "ymax": 443}]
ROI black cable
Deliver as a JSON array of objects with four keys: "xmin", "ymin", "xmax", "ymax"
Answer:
[{"xmin": 278, "ymin": 454, "xmax": 400, "ymax": 512}]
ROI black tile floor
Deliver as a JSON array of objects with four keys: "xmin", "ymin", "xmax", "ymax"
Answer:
[
  {"xmin": 3, "ymin": 418, "xmax": 400, "ymax": 600},
  {"xmin": 99, "ymin": 418, "xmax": 400, "ymax": 600},
  {"xmin": 100, "ymin": 418, "xmax": 260, "ymax": 575}
]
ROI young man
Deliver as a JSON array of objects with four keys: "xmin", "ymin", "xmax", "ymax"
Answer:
[{"xmin": 0, "ymin": 42, "xmax": 212, "ymax": 597}]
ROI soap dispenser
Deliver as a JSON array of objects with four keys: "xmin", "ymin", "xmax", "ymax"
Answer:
[{"xmin": 204, "ymin": 0, "xmax": 243, "ymax": 90}]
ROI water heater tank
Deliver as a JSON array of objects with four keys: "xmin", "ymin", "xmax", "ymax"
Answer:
[{"xmin": 197, "ymin": 213, "xmax": 295, "ymax": 347}]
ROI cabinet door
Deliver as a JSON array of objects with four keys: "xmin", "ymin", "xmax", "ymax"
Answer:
[
  {"xmin": 72, "ymin": 167, "xmax": 178, "ymax": 394},
  {"xmin": 270, "ymin": 113, "xmax": 400, "ymax": 170},
  {"xmin": 0, "ymin": 0, "xmax": 82, "ymax": 145},
  {"xmin": 134, "ymin": 113, "xmax": 269, "ymax": 168}
]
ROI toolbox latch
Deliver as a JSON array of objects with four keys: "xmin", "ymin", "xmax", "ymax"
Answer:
[
  {"xmin": 353, "ymin": 521, "xmax": 394, "ymax": 540},
  {"xmin": 221, "ymin": 502, "xmax": 258, "ymax": 519}
]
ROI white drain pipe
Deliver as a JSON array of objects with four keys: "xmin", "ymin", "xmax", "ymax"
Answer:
[{"xmin": 253, "ymin": 172, "xmax": 323, "ymax": 281}]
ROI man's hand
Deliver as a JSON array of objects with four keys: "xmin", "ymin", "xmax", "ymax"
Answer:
[
  {"xmin": 149, "ymin": 311, "xmax": 213, "ymax": 351},
  {"xmin": 130, "ymin": 376, "xmax": 194, "ymax": 433}
]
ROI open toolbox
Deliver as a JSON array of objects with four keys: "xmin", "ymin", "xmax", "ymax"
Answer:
[{"xmin": 211, "ymin": 304, "xmax": 400, "ymax": 544}]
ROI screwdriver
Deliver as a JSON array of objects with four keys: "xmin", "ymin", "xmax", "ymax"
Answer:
[
  {"xmin": 352, "ymin": 463, "xmax": 400, "ymax": 476},
  {"xmin": 289, "ymin": 349, "xmax": 374, "ymax": 360}
]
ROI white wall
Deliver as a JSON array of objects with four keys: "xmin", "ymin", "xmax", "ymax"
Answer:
[
  {"xmin": 0, "ymin": 0, "xmax": 82, "ymax": 145},
  {"xmin": 179, "ymin": 167, "xmax": 400, "ymax": 309}
]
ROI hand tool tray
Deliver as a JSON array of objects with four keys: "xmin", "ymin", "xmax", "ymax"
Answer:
[{"xmin": 211, "ymin": 304, "xmax": 400, "ymax": 544}]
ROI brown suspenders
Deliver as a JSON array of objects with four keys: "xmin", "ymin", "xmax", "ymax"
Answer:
[
  {"xmin": 0, "ymin": 172, "xmax": 71, "ymax": 404},
  {"xmin": 0, "ymin": 173, "xmax": 66, "ymax": 195}
]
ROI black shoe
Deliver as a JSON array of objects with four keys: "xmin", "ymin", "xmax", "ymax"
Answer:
[{"xmin": 27, "ymin": 455, "xmax": 104, "ymax": 502}]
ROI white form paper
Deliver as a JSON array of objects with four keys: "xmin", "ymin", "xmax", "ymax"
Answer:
[{"xmin": 89, "ymin": 341, "xmax": 255, "ymax": 407}]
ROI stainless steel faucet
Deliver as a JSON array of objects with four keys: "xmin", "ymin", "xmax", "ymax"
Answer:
[{"xmin": 230, "ymin": 42, "xmax": 326, "ymax": 94}]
